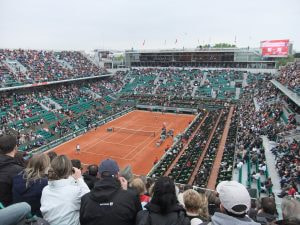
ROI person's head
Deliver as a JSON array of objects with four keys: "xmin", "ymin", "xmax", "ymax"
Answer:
[
  {"xmin": 151, "ymin": 177, "xmax": 177, "ymax": 213},
  {"xmin": 183, "ymin": 189, "xmax": 209, "ymax": 220},
  {"xmin": 87, "ymin": 164, "xmax": 98, "ymax": 176},
  {"xmin": 281, "ymin": 198, "xmax": 300, "ymax": 222},
  {"xmin": 48, "ymin": 155, "xmax": 73, "ymax": 180},
  {"xmin": 14, "ymin": 151, "xmax": 27, "ymax": 167},
  {"xmin": 98, "ymin": 158, "xmax": 119, "ymax": 178},
  {"xmin": 71, "ymin": 159, "xmax": 82, "ymax": 170},
  {"xmin": 24, "ymin": 153, "xmax": 50, "ymax": 186},
  {"xmin": 216, "ymin": 181, "xmax": 250, "ymax": 218},
  {"xmin": 259, "ymin": 197, "xmax": 277, "ymax": 215},
  {"xmin": 47, "ymin": 151, "xmax": 57, "ymax": 162},
  {"xmin": 130, "ymin": 178, "xmax": 146, "ymax": 196},
  {"xmin": 0, "ymin": 134, "xmax": 17, "ymax": 156}
]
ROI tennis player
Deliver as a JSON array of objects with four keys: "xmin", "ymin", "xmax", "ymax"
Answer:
[{"xmin": 76, "ymin": 144, "xmax": 80, "ymax": 154}]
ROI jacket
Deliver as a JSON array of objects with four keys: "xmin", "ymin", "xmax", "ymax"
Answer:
[
  {"xmin": 255, "ymin": 211, "xmax": 277, "ymax": 224},
  {"xmin": 136, "ymin": 202, "xmax": 190, "ymax": 225},
  {"xmin": 41, "ymin": 176, "xmax": 90, "ymax": 225},
  {"xmin": 200, "ymin": 212, "xmax": 261, "ymax": 225},
  {"xmin": 80, "ymin": 177, "xmax": 142, "ymax": 225},
  {"xmin": 0, "ymin": 154, "xmax": 23, "ymax": 206},
  {"xmin": 12, "ymin": 172, "xmax": 48, "ymax": 217},
  {"xmin": 83, "ymin": 173, "xmax": 99, "ymax": 190}
]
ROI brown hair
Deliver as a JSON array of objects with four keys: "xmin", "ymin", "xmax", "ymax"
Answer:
[
  {"xmin": 130, "ymin": 178, "xmax": 146, "ymax": 195},
  {"xmin": 48, "ymin": 155, "xmax": 72, "ymax": 180},
  {"xmin": 24, "ymin": 153, "xmax": 50, "ymax": 187}
]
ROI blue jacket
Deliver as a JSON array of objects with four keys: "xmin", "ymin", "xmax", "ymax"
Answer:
[{"xmin": 12, "ymin": 172, "xmax": 48, "ymax": 217}]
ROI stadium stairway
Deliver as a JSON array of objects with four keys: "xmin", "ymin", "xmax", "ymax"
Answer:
[
  {"xmin": 253, "ymin": 97, "xmax": 260, "ymax": 112},
  {"xmin": 43, "ymin": 97, "xmax": 63, "ymax": 110},
  {"xmin": 83, "ymin": 88, "xmax": 102, "ymax": 99},
  {"xmin": 261, "ymin": 135, "xmax": 283, "ymax": 219},
  {"xmin": 200, "ymin": 72, "xmax": 207, "ymax": 86},
  {"xmin": 207, "ymin": 106, "xmax": 234, "ymax": 189},
  {"xmin": 164, "ymin": 112, "xmax": 209, "ymax": 176},
  {"xmin": 4, "ymin": 59, "xmax": 27, "ymax": 74},
  {"xmin": 242, "ymin": 72, "xmax": 248, "ymax": 87},
  {"xmin": 188, "ymin": 111, "xmax": 223, "ymax": 185},
  {"xmin": 235, "ymin": 88, "xmax": 241, "ymax": 100}
]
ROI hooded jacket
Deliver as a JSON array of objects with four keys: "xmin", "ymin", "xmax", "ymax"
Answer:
[
  {"xmin": 200, "ymin": 212, "xmax": 261, "ymax": 225},
  {"xmin": 135, "ymin": 202, "xmax": 190, "ymax": 225},
  {"xmin": 12, "ymin": 172, "xmax": 48, "ymax": 217},
  {"xmin": 80, "ymin": 177, "xmax": 142, "ymax": 225},
  {"xmin": 255, "ymin": 211, "xmax": 277, "ymax": 224},
  {"xmin": 0, "ymin": 154, "xmax": 23, "ymax": 206}
]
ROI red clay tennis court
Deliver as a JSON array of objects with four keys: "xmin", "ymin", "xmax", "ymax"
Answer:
[{"xmin": 53, "ymin": 110, "xmax": 195, "ymax": 175}]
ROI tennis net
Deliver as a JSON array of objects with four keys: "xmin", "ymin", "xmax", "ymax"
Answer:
[{"xmin": 109, "ymin": 127, "xmax": 155, "ymax": 137}]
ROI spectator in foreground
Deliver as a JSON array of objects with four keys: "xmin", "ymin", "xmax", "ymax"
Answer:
[
  {"xmin": 12, "ymin": 153, "xmax": 50, "ymax": 217},
  {"xmin": 183, "ymin": 189, "xmax": 210, "ymax": 225},
  {"xmin": 272, "ymin": 198, "xmax": 300, "ymax": 225},
  {"xmin": 0, "ymin": 202, "xmax": 31, "ymax": 225},
  {"xmin": 41, "ymin": 155, "xmax": 90, "ymax": 225},
  {"xmin": 0, "ymin": 134, "xmax": 24, "ymax": 206},
  {"xmin": 80, "ymin": 159, "xmax": 142, "ymax": 225},
  {"xmin": 83, "ymin": 164, "xmax": 99, "ymax": 190},
  {"xmin": 130, "ymin": 177, "xmax": 150, "ymax": 210},
  {"xmin": 136, "ymin": 176, "xmax": 190, "ymax": 225},
  {"xmin": 255, "ymin": 197, "xmax": 277, "ymax": 224},
  {"xmin": 200, "ymin": 181, "xmax": 260, "ymax": 225}
]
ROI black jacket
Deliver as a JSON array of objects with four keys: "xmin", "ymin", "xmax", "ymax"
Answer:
[
  {"xmin": 80, "ymin": 177, "xmax": 142, "ymax": 225},
  {"xmin": 83, "ymin": 173, "xmax": 99, "ymax": 190},
  {"xmin": 136, "ymin": 202, "xmax": 190, "ymax": 225},
  {"xmin": 0, "ymin": 154, "xmax": 23, "ymax": 206}
]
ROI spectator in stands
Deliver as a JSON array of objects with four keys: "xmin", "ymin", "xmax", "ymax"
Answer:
[
  {"xmin": 183, "ymin": 189, "xmax": 210, "ymax": 225},
  {"xmin": 130, "ymin": 177, "xmax": 150, "ymax": 210},
  {"xmin": 136, "ymin": 177, "xmax": 190, "ymax": 225},
  {"xmin": 272, "ymin": 198, "xmax": 300, "ymax": 225},
  {"xmin": 0, "ymin": 202, "xmax": 31, "ymax": 225},
  {"xmin": 12, "ymin": 153, "xmax": 50, "ymax": 217},
  {"xmin": 255, "ymin": 197, "xmax": 277, "ymax": 224},
  {"xmin": 41, "ymin": 155, "xmax": 89, "ymax": 225},
  {"xmin": 83, "ymin": 164, "xmax": 99, "ymax": 190},
  {"xmin": 80, "ymin": 159, "xmax": 142, "ymax": 225},
  {"xmin": 200, "ymin": 181, "xmax": 260, "ymax": 225},
  {"xmin": 0, "ymin": 134, "xmax": 24, "ymax": 206}
]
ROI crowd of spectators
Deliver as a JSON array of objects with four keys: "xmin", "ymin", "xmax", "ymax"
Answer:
[
  {"xmin": 1, "ymin": 134, "xmax": 300, "ymax": 225},
  {"xmin": 0, "ymin": 49, "xmax": 108, "ymax": 87},
  {"xmin": 278, "ymin": 61, "xmax": 300, "ymax": 95}
]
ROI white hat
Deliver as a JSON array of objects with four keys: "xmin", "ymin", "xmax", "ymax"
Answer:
[{"xmin": 216, "ymin": 181, "xmax": 250, "ymax": 215}]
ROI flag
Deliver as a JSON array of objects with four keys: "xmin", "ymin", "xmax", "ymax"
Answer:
[
  {"xmin": 175, "ymin": 39, "xmax": 178, "ymax": 44},
  {"xmin": 142, "ymin": 40, "xmax": 145, "ymax": 46}
]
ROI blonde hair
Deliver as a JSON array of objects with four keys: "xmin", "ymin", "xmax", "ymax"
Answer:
[
  {"xmin": 130, "ymin": 178, "xmax": 146, "ymax": 195},
  {"xmin": 183, "ymin": 189, "xmax": 210, "ymax": 220},
  {"xmin": 48, "ymin": 155, "xmax": 72, "ymax": 180},
  {"xmin": 24, "ymin": 153, "xmax": 50, "ymax": 187}
]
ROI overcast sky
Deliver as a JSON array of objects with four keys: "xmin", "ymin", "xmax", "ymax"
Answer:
[{"xmin": 0, "ymin": 0, "xmax": 299, "ymax": 51}]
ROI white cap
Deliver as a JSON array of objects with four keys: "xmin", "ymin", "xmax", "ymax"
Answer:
[{"xmin": 216, "ymin": 181, "xmax": 250, "ymax": 215}]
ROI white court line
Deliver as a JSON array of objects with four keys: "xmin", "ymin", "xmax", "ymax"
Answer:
[{"xmin": 126, "ymin": 121, "xmax": 174, "ymax": 161}]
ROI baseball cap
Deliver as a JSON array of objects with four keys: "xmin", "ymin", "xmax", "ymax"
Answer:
[
  {"xmin": 216, "ymin": 181, "xmax": 250, "ymax": 215},
  {"xmin": 98, "ymin": 158, "xmax": 120, "ymax": 177}
]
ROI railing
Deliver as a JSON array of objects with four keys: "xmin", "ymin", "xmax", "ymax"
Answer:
[{"xmin": 28, "ymin": 107, "xmax": 133, "ymax": 155}]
